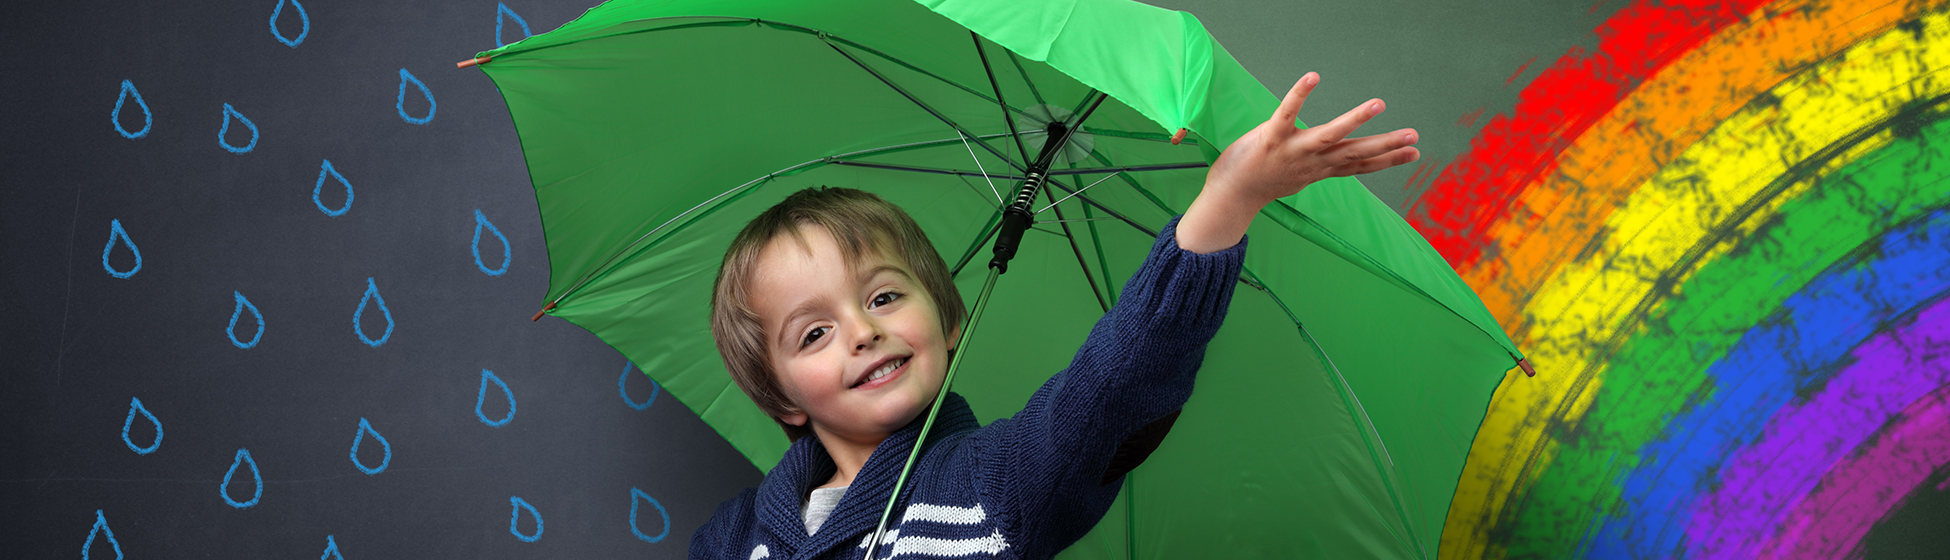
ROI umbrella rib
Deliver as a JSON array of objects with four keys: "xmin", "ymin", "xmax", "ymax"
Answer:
[
  {"xmin": 1003, "ymin": 49, "xmax": 1053, "ymax": 118},
  {"xmin": 1034, "ymin": 217, "xmax": 1121, "ymax": 225},
  {"xmin": 1242, "ymin": 268, "xmax": 1429, "ymax": 560},
  {"xmin": 1041, "ymin": 187, "xmax": 1109, "ymax": 312},
  {"xmin": 955, "ymin": 131, "xmax": 1006, "ymax": 205},
  {"xmin": 1046, "ymin": 162, "xmax": 1208, "ymax": 176},
  {"xmin": 825, "ymin": 159, "xmax": 1025, "ymax": 181},
  {"xmin": 1035, "ymin": 173, "xmax": 1119, "ymax": 215},
  {"xmin": 1043, "ymin": 177, "xmax": 1156, "ymax": 237},
  {"xmin": 1081, "ymin": 189, "xmax": 1117, "ymax": 307},
  {"xmin": 820, "ymin": 36, "xmax": 1027, "ymax": 173},
  {"xmin": 973, "ymin": 32, "xmax": 1036, "ymax": 167},
  {"xmin": 479, "ymin": 16, "xmax": 1052, "ymax": 125},
  {"xmin": 828, "ymin": 131, "xmax": 1022, "ymax": 161}
]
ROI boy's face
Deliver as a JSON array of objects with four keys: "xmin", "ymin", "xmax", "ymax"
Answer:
[{"xmin": 749, "ymin": 224, "xmax": 957, "ymax": 444}]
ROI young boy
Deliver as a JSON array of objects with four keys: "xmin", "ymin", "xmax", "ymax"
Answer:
[{"xmin": 693, "ymin": 74, "xmax": 1418, "ymax": 559}]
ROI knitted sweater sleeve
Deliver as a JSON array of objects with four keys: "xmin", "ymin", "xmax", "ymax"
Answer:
[
  {"xmin": 973, "ymin": 215, "xmax": 1246, "ymax": 553},
  {"xmin": 690, "ymin": 487, "xmax": 757, "ymax": 560}
]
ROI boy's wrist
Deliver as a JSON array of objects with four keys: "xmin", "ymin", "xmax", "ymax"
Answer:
[{"xmin": 1176, "ymin": 183, "xmax": 1265, "ymax": 253}]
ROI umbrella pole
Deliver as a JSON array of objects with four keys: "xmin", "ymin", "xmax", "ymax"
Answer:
[
  {"xmin": 865, "ymin": 93, "xmax": 1105, "ymax": 559},
  {"xmin": 863, "ymin": 265, "xmax": 999, "ymax": 558}
]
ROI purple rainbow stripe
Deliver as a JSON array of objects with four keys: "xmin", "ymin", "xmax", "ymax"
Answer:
[
  {"xmin": 1771, "ymin": 374, "xmax": 1950, "ymax": 559},
  {"xmin": 1594, "ymin": 204, "xmax": 1950, "ymax": 558},
  {"xmin": 1688, "ymin": 268, "xmax": 1950, "ymax": 557}
]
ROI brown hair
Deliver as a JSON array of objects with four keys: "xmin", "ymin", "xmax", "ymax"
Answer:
[{"xmin": 710, "ymin": 187, "xmax": 966, "ymax": 441}]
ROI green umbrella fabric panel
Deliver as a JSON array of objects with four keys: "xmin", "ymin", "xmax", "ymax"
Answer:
[{"xmin": 1060, "ymin": 285, "xmax": 1425, "ymax": 560}]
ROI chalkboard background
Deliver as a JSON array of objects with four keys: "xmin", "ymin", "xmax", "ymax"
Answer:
[{"xmin": 0, "ymin": 0, "xmax": 1614, "ymax": 558}]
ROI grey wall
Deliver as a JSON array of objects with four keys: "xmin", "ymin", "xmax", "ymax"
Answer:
[{"xmin": 1144, "ymin": 0, "xmax": 1620, "ymax": 211}]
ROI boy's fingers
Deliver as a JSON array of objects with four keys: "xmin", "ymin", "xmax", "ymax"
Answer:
[
  {"xmin": 1317, "ymin": 129, "xmax": 1418, "ymax": 165},
  {"xmin": 1324, "ymin": 146, "xmax": 1421, "ymax": 178},
  {"xmin": 1303, "ymin": 98, "xmax": 1385, "ymax": 148},
  {"xmin": 1271, "ymin": 72, "xmax": 1318, "ymax": 127}
]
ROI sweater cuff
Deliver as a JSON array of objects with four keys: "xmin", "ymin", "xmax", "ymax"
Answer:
[{"xmin": 1124, "ymin": 215, "xmax": 1248, "ymax": 326}]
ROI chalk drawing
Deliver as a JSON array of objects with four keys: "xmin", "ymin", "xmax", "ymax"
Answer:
[
  {"xmin": 112, "ymin": 80, "xmax": 151, "ymax": 139},
  {"xmin": 221, "ymin": 448, "xmax": 264, "ymax": 508},
  {"xmin": 476, "ymin": 369, "xmax": 516, "ymax": 427},
  {"xmin": 82, "ymin": 510, "xmax": 124, "ymax": 560},
  {"xmin": 472, "ymin": 209, "xmax": 511, "ymax": 276},
  {"xmin": 350, "ymin": 417, "xmax": 391, "ymax": 475},
  {"xmin": 396, "ymin": 69, "xmax": 435, "ymax": 125},
  {"xmin": 630, "ymin": 487, "xmax": 671, "ymax": 543},
  {"xmin": 509, "ymin": 496, "xmax": 543, "ymax": 542},
  {"xmin": 320, "ymin": 535, "xmax": 343, "ymax": 560},
  {"xmin": 314, "ymin": 159, "xmax": 352, "ymax": 217},
  {"xmin": 218, "ymin": 103, "xmax": 259, "ymax": 154},
  {"xmin": 353, "ymin": 277, "xmax": 393, "ymax": 347},
  {"xmin": 228, "ymin": 291, "xmax": 265, "ymax": 349},
  {"xmin": 620, "ymin": 361, "xmax": 659, "ymax": 411},
  {"xmin": 269, "ymin": 0, "xmax": 309, "ymax": 47},
  {"xmin": 496, "ymin": 3, "xmax": 533, "ymax": 48},
  {"xmin": 101, "ymin": 219, "xmax": 141, "ymax": 279},
  {"xmin": 121, "ymin": 397, "xmax": 162, "ymax": 455}
]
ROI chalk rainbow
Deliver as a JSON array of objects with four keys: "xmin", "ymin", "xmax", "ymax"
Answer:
[{"xmin": 1406, "ymin": 0, "xmax": 1950, "ymax": 558}]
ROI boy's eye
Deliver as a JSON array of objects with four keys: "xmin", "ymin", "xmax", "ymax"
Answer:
[
  {"xmin": 801, "ymin": 326, "xmax": 829, "ymax": 348},
  {"xmin": 870, "ymin": 291, "xmax": 903, "ymax": 308}
]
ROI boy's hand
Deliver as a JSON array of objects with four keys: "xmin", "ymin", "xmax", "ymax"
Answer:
[{"xmin": 1177, "ymin": 73, "xmax": 1420, "ymax": 253}]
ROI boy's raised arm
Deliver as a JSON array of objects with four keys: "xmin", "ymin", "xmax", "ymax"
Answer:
[{"xmin": 963, "ymin": 75, "xmax": 1423, "ymax": 554}]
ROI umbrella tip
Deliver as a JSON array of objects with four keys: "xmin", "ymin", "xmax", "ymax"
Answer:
[
  {"xmin": 530, "ymin": 301, "xmax": 557, "ymax": 322},
  {"xmin": 457, "ymin": 56, "xmax": 492, "ymax": 69},
  {"xmin": 1170, "ymin": 128, "xmax": 1188, "ymax": 145},
  {"xmin": 1517, "ymin": 358, "xmax": 1535, "ymax": 377}
]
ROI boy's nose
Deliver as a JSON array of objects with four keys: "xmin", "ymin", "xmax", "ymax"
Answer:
[{"xmin": 855, "ymin": 334, "xmax": 881, "ymax": 351}]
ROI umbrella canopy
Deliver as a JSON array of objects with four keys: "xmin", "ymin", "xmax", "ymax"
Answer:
[{"xmin": 468, "ymin": 0, "xmax": 1523, "ymax": 557}]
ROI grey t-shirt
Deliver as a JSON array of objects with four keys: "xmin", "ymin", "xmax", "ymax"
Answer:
[{"xmin": 802, "ymin": 486, "xmax": 848, "ymax": 535}]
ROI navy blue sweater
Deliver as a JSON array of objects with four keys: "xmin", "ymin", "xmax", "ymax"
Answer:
[{"xmin": 692, "ymin": 217, "xmax": 1246, "ymax": 560}]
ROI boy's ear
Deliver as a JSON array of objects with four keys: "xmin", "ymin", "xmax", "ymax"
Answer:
[
  {"xmin": 782, "ymin": 409, "xmax": 808, "ymax": 427},
  {"xmin": 945, "ymin": 324, "xmax": 962, "ymax": 352}
]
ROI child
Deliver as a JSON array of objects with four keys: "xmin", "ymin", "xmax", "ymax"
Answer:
[{"xmin": 693, "ymin": 74, "xmax": 1418, "ymax": 559}]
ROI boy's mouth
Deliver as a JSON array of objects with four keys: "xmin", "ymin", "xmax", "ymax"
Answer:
[{"xmin": 852, "ymin": 355, "xmax": 910, "ymax": 389}]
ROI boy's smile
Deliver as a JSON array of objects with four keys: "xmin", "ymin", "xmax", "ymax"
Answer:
[{"xmin": 749, "ymin": 224, "xmax": 958, "ymax": 457}]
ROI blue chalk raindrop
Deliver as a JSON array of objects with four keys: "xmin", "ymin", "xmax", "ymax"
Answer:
[
  {"xmin": 221, "ymin": 448, "xmax": 264, "ymax": 508},
  {"xmin": 619, "ymin": 361, "xmax": 659, "ymax": 411},
  {"xmin": 101, "ymin": 219, "xmax": 141, "ymax": 279},
  {"xmin": 396, "ymin": 69, "xmax": 435, "ymax": 125},
  {"xmin": 496, "ymin": 3, "xmax": 532, "ymax": 48},
  {"xmin": 353, "ymin": 277, "xmax": 394, "ymax": 347},
  {"xmin": 121, "ymin": 397, "xmax": 163, "ymax": 455},
  {"xmin": 314, "ymin": 159, "xmax": 352, "ymax": 217},
  {"xmin": 476, "ymin": 369, "xmax": 516, "ymax": 427},
  {"xmin": 509, "ymin": 496, "xmax": 543, "ymax": 542},
  {"xmin": 629, "ymin": 487, "xmax": 671, "ymax": 543},
  {"xmin": 320, "ymin": 535, "xmax": 343, "ymax": 560},
  {"xmin": 349, "ymin": 417, "xmax": 391, "ymax": 475},
  {"xmin": 112, "ymin": 80, "xmax": 151, "ymax": 139},
  {"xmin": 269, "ymin": 0, "xmax": 309, "ymax": 47},
  {"xmin": 218, "ymin": 103, "xmax": 259, "ymax": 154},
  {"xmin": 228, "ymin": 291, "xmax": 265, "ymax": 349},
  {"xmin": 472, "ymin": 209, "xmax": 511, "ymax": 276},
  {"xmin": 82, "ymin": 509, "xmax": 124, "ymax": 560}
]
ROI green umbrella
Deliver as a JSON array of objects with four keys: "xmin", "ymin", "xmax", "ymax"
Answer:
[{"xmin": 464, "ymin": 0, "xmax": 1523, "ymax": 557}]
